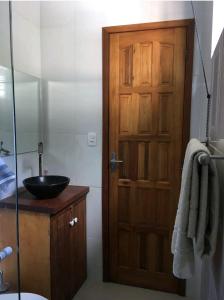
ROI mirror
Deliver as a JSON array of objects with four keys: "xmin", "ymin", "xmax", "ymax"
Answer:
[
  {"xmin": 14, "ymin": 70, "xmax": 40, "ymax": 154},
  {"xmin": 0, "ymin": 65, "xmax": 40, "ymax": 155},
  {"xmin": 0, "ymin": 65, "xmax": 14, "ymax": 156}
]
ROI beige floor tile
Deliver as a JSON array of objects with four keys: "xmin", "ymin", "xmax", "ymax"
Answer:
[{"xmin": 74, "ymin": 279, "xmax": 189, "ymax": 300}]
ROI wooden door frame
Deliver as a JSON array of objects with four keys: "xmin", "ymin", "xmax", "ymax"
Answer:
[{"xmin": 102, "ymin": 19, "xmax": 195, "ymax": 293}]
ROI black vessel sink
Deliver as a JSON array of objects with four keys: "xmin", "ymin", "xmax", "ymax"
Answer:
[{"xmin": 23, "ymin": 175, "xmax": 70, "ymax": 199}]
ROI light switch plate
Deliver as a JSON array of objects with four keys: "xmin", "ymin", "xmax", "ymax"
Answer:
[{"xmin": 88, "ymin": 132, "xmax": 97, "ymax": 146}]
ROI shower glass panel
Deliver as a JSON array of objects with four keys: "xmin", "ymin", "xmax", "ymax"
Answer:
[{"xmin": 0, "ymin": 1, "xmax": 20, "ymax": 297}]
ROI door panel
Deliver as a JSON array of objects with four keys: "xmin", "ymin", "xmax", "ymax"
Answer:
[
  {"xmin": 107, "ymin": 22, "xmax": 192, "ymax": 294},
  {"xmin": 158, "ymin": 93, "xmax": 172, "ymax": 135},
  {"xmin": 133, "ymin": 42, "xmax": 153, "ymax": 87},
  {"xmin": 137, "ymin": 94, "xmax": 154, "ymax": 134},
  {"xmin": 119, "ymin": 94, "xmax": 132, "ymax": 134},
  {"xmin": 159, "ymin": 43, "xmax": 174, "ymax": 86},
  {"xmin": 119, "ymin": 45, "xmax": 133, "ymax": 87}
]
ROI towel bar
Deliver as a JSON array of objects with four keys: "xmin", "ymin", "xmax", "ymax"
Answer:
[{"xmin": 198, "ymin": 153, "xmax": 224, "ymax": 165}]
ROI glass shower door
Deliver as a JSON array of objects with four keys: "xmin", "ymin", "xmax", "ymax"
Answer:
[{"xmin": 0, "ymin": 1, "xmax": 20, "ymax": 297}]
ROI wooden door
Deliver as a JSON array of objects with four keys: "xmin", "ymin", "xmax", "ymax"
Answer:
[{"xmin": 103, "ymin": 20, "xmax": 194, "ymax": 295}]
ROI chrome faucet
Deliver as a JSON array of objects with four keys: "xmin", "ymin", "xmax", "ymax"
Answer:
[
  {"xmin": 0, "ymin": 141, "xmax": 10, "ymax": 156},
  {"xmin": 38, "ymin": 142, "xmax": 43, "ymax": 177}
]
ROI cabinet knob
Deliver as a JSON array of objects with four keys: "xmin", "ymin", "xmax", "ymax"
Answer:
[{"xmin": 69, "ymin": 217, "xmax": 78, "ymax": 227}]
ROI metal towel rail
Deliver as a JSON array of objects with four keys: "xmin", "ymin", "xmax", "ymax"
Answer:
[{"xmin": 198, "ymin": 153, "xmax": 224, "ymax": 165}]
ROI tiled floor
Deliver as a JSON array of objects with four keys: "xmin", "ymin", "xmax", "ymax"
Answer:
[{"xmin": 74, "ymin": 279, "xmax": 188, "ymax": 300}]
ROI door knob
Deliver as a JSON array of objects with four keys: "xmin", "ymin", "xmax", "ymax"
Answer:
[
  {"xmin": 69, "ymin": 217, "xmax": 78, "ymax": 227},
  {"xmin": 110, "ymin": 152, "xmax": 123, "ymax": 171}
]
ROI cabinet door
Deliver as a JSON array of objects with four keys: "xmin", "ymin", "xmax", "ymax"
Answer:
[
  {"xmin": 69, "ymin": 198, "xmax": 87, "ymax": 297},
  {"xmin": 51, "ymin": 206, "xmax": 72, "ymax": 300},
  {"xmin": 51, "ymin": 199, "xmax": 87, "ymax": 300}
]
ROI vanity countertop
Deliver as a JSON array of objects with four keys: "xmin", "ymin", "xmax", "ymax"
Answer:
[{"xmin": 0, "ymin": 185, "xmax": 89, "ymax": 216}]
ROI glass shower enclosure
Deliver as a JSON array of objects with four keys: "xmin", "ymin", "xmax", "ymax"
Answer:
[{"xmin": 0, "ymin": 1, "xmax": 20, "ymax": 298}]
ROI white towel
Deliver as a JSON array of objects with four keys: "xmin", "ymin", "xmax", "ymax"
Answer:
[
  {"xmin": 0, "ymin": 158, "xmax": 16, "ymax": 199},
  {"xmin": 171, "ymin": 139, "xmax": 219, "ymax": 279}
]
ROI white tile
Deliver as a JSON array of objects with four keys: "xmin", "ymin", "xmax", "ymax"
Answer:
[
  {"xmin": 17, "ymin": 152, "xmax": 39, "ymax": 186},
  {"xmin": 190, "ymin": 75, "xmax": 207, "ymax": 140},
  {"xmin": 87, "ymin": 237, "xmax": 102, "ymax": 280},
  {"xmin": 0, "ymin": 2, "xmax": 11, "ymax": 67},
  {"xmin": 40, "ymin": 1, "xmax": 75, "ymax": 28},
  {"xmin": 71, "ymin": 134, "xmax": 102, "ymax": 187},
  {"xmin": 86, "ymin": 187, "xmax": 102, "ymax": 239},
  {"xmin": 45, "ymin": 133, "xmax": 101, "ymax": 187},
  {"xmin": 12, "ymin": 4, "xmax": 41, "ymax": 77},
  {"xmin": 12, "ymin": 1, "xmax": 40, "ymax": 27},
  {"xmin": 44, "ymin": 80, "xmax": 102, "ymax": 134},
  {"xmin": 44, "ymin": 133, "xmax": 76, "ymax": 178},
  {"xmin": 41, "ymin": 25, "xmax": 76, "ymax": 81},
  {"xmin": 47, "ymin": 82, "xmax": 77, "ymax": 134}
]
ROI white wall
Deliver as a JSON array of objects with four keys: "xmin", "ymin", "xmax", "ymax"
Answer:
[
  {"xmin": 12, "ymin": 1, "xmax": 41, "ymax": 78},
  {"xmin": 0, "ymin": 2, "xmax": 12, "ymax": 68},
  {"xmin": 190, "ymin": 1, "xmax": 213, "ymax": 142},
  {"xmin": 11, "ymin": 1, "xmax": 41, "ymax": 185},
  {"xmin": 40, "ymin": 0, "xmax": 213, "ymax": 298},
  {"xmin": 212, "ymin": 0, "xmax": 224, "ymax": 55}
]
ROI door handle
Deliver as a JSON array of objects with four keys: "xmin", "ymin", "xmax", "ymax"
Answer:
[
  {"xmin": 69, "ymin": 217, "xmax": 78, "ymax": 227},
  {"xmin": 110, "ymin": 152, "xmax": 123, "ymax": 171}
]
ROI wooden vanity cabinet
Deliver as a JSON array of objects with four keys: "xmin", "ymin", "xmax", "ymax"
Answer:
[{"xmin": 0, "ymin": 185, "xmax": 89, "ymax": 300}]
